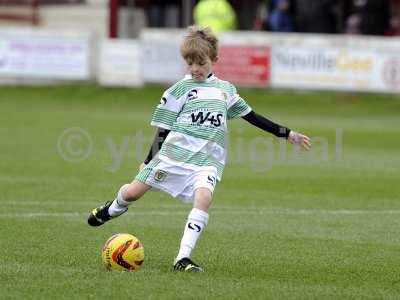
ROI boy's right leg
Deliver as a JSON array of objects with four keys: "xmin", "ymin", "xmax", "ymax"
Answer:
[
  {"xmin": 173, "ymin": 187, "xmax": 212, "ymax": 272},
  {"xmin": 87, "ymin": 180, "xmax": 151, "ymax": 227}
]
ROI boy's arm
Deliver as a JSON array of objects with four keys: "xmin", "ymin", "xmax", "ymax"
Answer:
[
  {"xmin": 141, "ymin": 127, "xmax": 170, "ymax": 169},
  {"xmin": 242, "ymin": 110, "xmax": 290, "ymax": 138},
  {"xmin": 242, "ymin": 111, "xmax": 311, "ymax": 150}
]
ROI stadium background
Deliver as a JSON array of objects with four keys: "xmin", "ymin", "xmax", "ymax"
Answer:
[{"xmin": 1, "ymin": 1, "xmax": 400, "ymax": 299}]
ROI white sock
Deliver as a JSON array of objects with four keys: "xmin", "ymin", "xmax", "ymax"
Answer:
[
  {"xmin": 175, "ymin": 208, "xmax": 209, "ymax": 263},
  {"xmin": 108, "ymin": 185, "xmax": 131, "ymax": 217}
]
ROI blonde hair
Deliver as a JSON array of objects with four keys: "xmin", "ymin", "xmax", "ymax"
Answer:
[{"xmin": 180, "ymin": 26, "xmax": 218, "ymax": 63}]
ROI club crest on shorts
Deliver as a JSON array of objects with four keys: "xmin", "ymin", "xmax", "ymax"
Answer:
[{"xmin": 154, "ymin": 170, "xmax": 168, "ymax": 182}]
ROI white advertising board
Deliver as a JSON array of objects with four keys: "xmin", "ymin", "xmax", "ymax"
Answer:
[
  {"xmin": 98, "ymin": 39, "xmax": 143, "ymax": 87},
  {"xmin": 271, "ymin": 46, "xmax": 400, "ymax": 93},
  {"xmin": 0, "ymin": 29, "xmax": 91, "ymax": 80},
  {"xmin": 139, "ymin": 29, "xmax": 185, "ymax": 83},
  {"xmin": 219, "ymin": 31, "xmax": 400, "ymax": 93},
  {"xmin": 140, "ymin": 40, "xmax": 185, "ymax": 83}
]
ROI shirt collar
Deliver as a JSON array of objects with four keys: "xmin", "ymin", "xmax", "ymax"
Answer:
[{"xmin": 184, "ymin": 73, "xmax": 216, "ymax": 83}]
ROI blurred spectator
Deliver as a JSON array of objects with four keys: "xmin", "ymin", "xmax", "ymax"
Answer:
[
  {"xmin": 343, "ymin": 0, "xmax": 391, "ymax": 35},
  {"xmin": 230, "ymin": 0, "xmax": 260, "ymax": 30},
  {"xmin": 387, "ymin": 0, "xmax": 400, "ymax": 35},
  {"xmin": 144, "ymin": 0, "xmax": 181, "ymax": 28},
  {"xmin": 264, "ymin": 0, "xmax": 295, "ymax": 32},
  {"xmin": 293, "ymin": 0, "xmax": 339, "ymax": 33},
  {"xmin": 388, "ymin": 17, "xmax": 400, "ymax": 35},
  {"xmin": 194, "ymin": 0, "xmax": 237, "ymax": 33}
]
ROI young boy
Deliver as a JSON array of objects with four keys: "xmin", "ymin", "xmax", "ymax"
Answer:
[{"xmin": 88, "ymin": 26, "xmax": 311, "ymax": 272}]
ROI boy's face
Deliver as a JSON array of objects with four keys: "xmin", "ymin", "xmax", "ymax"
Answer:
[{"xmin": 186, "ymin": 56, "xmax": 215, "ymax": 82}]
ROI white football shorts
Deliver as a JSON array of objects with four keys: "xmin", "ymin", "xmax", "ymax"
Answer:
[{"xmin": 135, "ymin": 158, "xmax": 218, "ymax": 203}]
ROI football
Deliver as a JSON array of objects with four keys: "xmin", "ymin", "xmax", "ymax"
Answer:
[{"xmin": 101, "ymin": 233, "xmax": 144, "ymax": 271}]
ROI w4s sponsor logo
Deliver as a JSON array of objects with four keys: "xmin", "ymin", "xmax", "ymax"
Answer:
[{"xmin": 191, "ymin": 111, "xmax": 223, "ymax": 127}]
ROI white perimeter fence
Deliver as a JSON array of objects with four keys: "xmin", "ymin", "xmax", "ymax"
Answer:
[{"xmin": 1, "ymin": 28, "xmax": 400, "ymax": 94}]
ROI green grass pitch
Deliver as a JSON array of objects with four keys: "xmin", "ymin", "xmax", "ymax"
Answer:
[{"xmin": 1, "ymin": 83, "xmax": 400, "ymax": 299}]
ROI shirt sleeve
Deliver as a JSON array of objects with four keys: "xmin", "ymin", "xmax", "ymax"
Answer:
[
  {"xmin": 150, "ymin": 88, "xmax": 185, "ymax": 130},
  {"xmin": 242, "ymin": 111, "xmax": 290, "ymax": 138},
  {"xmin": 227, "ymin": 84, "xmax": 252, "ymax": 120}
]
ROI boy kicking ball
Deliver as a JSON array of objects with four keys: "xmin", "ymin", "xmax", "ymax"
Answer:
[{"xmin": 88, "ymin": 26, "xmax": 311, "ymax": 272}]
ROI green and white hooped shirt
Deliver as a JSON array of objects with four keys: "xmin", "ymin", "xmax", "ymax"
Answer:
[{"xmin": 151, "ymin": 74, "xmax": 252, "ymax": 181}]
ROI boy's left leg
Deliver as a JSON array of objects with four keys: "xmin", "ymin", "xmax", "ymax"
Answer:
[
  {"xmin": 174, "ymin": 187, "xmax": 212, "ymax": 272},
  {"xmin": 87, "ymin": 180, "xmax": 151, "ymax": 226}
]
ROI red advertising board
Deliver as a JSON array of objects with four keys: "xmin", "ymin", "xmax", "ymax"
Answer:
[{"xmin": 214, "ymin": 46, "xmax": 270, "ymax": 86}]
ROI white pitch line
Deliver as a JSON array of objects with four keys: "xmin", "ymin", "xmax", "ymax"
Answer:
[
  {"xmin": 4, "ymin": 201, "xmax": 400, "ymax": 215},
  {"xmin": 1, "ymin": 209, "xmax": 400, "ymax": 219},
  {"xmin": 1, "ymin": 201, "xmax": 192, "ymax": 208}
]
